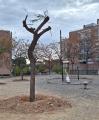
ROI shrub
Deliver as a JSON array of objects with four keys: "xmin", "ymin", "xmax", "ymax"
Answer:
[{"xmin": 52, "ymin": 64, "xmax": 62, "ymax": 74}]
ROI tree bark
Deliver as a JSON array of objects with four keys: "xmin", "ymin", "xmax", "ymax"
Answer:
[
  {"xmin": 28, "ymin": 47, "xmax": 36, "ymax": 102},
  {"xmin": 30, "ymin": 58, "xmax": 35, "ymax": 101},
  {"xmin": 23, "ymin": 15, "xmax": 51, "ymax": 102}
]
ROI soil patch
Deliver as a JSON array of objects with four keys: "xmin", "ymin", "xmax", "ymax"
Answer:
[{"xmin": 0, "ymin": 94, "xmax": 71, "ymax": 113}]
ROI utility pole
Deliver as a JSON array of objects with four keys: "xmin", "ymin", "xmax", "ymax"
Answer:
[{"xmin": 60, "ymin": 30, "xmax": 64, "ymax": 82}]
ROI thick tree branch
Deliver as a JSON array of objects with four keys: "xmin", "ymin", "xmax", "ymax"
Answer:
[
  {"xmin": 23, "ymin": 15, "xmax": 35, "ymax": 34},
  {"xmin": 38, "ymin": 26, "xmax": 51, "ymax": 37},
  {"xmin": 35, "ymin": 16, "xmax": 49, "ymax": 33}
]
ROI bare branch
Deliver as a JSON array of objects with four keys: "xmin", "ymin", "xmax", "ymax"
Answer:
[
  {"xmin": 38, "ymin": 26, "xmax": 51, "ymax": 37},
  {"xmin": 35, "ymin": 16, "xmax": 50, "ymax": 33},
  {"xmin": 23, "ymin": 15, "xmax": 35, "ymax": 34}
]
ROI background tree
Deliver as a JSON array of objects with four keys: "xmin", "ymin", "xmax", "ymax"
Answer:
[
  {"xmin": 12, "ymin": 39, "xmax": 28, "ymax": 79},
  {"xmin": 65, "ymin": 40, "xmax": 79, "ymax": 74},
  {"xmin": 36, "ymin": 42, "xmax": 62, "ymax": 74},
  {"xmin": 12, "ymin": 38, "xmax": 28, "ymax": 59},
  {"xmin": 39, "ymin": 43, "xmax": 53, "ymax": 74},
  {"xmin": 50, "ymin": 42, "xmax": 64, "ymax": 75},
  {"xmin": 33, "ymin": 43, "xmax": 44, "ymax": 62},
  {"xmin": 50, "ymin": 42, "xmax": 61, "ymax": 62},
  {"xmin": 13, "ymin": 57, "xmax": 27, "ymax": 78},
  {"xmin": 79, "ymin": 32, "xmax": 95, "ymax": 74},
  {"xmin": 23, "ymin": 14, "xmax": 51, "ymax": 102}
]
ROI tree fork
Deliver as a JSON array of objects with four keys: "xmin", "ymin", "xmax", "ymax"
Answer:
[{"xmin": 23, "ymin": 14, "xmax": 51, "ymax": 102}]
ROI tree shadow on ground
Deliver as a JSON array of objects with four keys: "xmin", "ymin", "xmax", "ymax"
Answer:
[
  {"xmin": 0, "ymin": 82, "xmax": 6, "ymax": 85},
  {"xmin": 12, "ymin": 79, "xmax": 29, "ymax": 82}
]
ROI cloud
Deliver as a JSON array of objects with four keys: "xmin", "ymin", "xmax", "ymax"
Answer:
[{"xmin": 0, "ymin": 0, "xmax": 99, "ymax": 43}]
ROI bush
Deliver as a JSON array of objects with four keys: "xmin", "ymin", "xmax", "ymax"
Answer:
[
  {"xmin": 52, "ymin": 64, "xmax": 62, "ymax": 74},
  {"xmin": 23, "ymin": 66, "xmax": 30, "ymax": 75},
  {"xmin": 12, "ymin": 65, "xmax": 30, "ymax": 76},
  {"xmin": 36, "ymin": 64, "xmax": 46, "ymax": 73},
  {"xmin": 12, "ymin": 66, "xmax": 20, "ymax": 76}
]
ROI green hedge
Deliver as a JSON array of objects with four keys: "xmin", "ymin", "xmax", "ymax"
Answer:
[{"xmin": 12, "ymin": 65, "xmax": 30, "ymax": 76}]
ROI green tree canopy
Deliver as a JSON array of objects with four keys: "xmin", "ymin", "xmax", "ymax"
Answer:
[{"xmin": 13, "ymin": 57, "xmax": 26, "ymax": 67}]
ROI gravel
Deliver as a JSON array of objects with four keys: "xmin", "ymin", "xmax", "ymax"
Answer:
[{"xmin": 0, "ymin": 75, "xmax": 99, "ymax": 120}]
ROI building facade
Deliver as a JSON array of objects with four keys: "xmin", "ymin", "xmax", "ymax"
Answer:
[
  {"xmin": 0, "ymin": 30, "xmax": 12, "ymax": 75},
  {"xmin": 63, "ymin": 19, "xmax": 99, "ymax": 74}
]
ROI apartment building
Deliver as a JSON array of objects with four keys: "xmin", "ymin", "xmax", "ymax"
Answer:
[
  {"xmin": 63, "ymin": 19, "xmax": 99, "ymax": 74},
  {"xmin": 0, "ymin": 30, "xmax": 12, "ymax": 76}
]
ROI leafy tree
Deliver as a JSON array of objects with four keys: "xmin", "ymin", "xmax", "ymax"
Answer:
[
  {"xmin": 36, "ymin": 64, "xmax": 46, "ymax": 73},
  {"xmin": 13, "ymin": 57, "xmax": 26, "ymax": 79},
  {"xmin": 13, "ymin": 57, "xmax": 26, "ymax": 67},
  {"xmin": 52, "ymin": 63, "xmax": 62, "ymax": 74}
]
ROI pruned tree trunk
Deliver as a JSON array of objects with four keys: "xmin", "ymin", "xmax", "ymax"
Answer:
[
  {"xmin": 23, "ymin": 15, "xmax": 51, "ymax": 102},
  {"xmin": 28, "ymin": 47, "xmax": 36, "ymax": 101},
  {"xmin": 29, "ymin": 58, "xmax": 36, "ymax": 101}
]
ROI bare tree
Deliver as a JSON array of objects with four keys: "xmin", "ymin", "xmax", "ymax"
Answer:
[
  {"xmin": 50, "ymin": 42, "xmax": 61, "ymax": 60},
  {"xmin": 12, "ymin": 38, "xmax": 28, "ymax": 59},
  {"xmin": 23, "ymin": 15, "xmax": 51, "ymax": 102},
  {"xmin": 12, "ymin": 39, "xmax": 28, "ymax": 80},
  {"xmin": 66, "ymin": 40, "xmax": 79, "ymax": 74},
  {"xmin": 50, "ymin": 42, "xmax": 63, "ymax": 73},
  {"xmin": 33, "ymin": 43, "xmax": 45, "ymax": 62},
  {"xmin": 79, "ymin": 32, "xmax": 95, "ymax": 74},
  {"xmin": 39, "ymin": 43, "xmax": 53, "ymax": 74}
]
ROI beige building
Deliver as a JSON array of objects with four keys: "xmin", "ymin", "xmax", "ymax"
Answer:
[{"xmin": 0, "ymin": 30, "xmax": 12, "ymax": 75}]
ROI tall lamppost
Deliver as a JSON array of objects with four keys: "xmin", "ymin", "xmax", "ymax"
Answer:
[
  {"xmin": 60, "ymin": 30, "xmax": 64, "ymax": 82},
  {"xmin": 77, "ymin": 65, "xmax": 79, "ymax": 80}
]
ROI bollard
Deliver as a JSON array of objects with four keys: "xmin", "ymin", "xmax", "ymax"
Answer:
[{"xmin": 83, "ymin": 81, "xmax": 88, "ymax": 89}]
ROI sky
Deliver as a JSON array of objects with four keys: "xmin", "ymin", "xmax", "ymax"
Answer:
[{"xmin": 0, "ymin": 0, "xmax": 99, "ymax": 44}]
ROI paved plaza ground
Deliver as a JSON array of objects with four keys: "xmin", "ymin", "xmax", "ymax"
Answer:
[{"xmin": 0, "ymin": 74, "xmax": 99, "ymax": 120}]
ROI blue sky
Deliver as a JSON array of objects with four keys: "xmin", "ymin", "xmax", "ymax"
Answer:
[{"xmin": 0, "ymin": 0, "xmax": 99, "ymax": 44}]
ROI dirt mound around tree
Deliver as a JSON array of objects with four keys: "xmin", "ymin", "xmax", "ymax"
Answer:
[{"xmin": 0, "ymin": 94, "xmax": 71, "ymax": 113}]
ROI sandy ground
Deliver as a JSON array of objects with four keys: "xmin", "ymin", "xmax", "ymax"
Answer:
[{"xmin": 0, "ymin": 75, "xmax": 99, "ymax": 120}]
